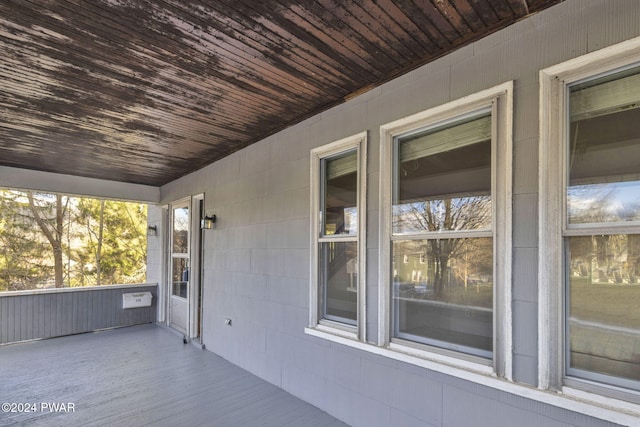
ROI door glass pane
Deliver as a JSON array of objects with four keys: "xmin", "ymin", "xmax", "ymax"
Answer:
[
  {"xmin": 568, "ymin": 68, "xmax": 640, "ymax": 224},
  {"xmin": 393, "ymin": 114, "xmax": 492, "ymax": 234},
  {"xmin": 567, "ymin": 235, "xmax": 640, "ymax": 382},
  {"xmin": 172, "ymin": 257, "xmax": 189, "ymax": 298},
  {"xmin": 392, "ymin": 237, "xmax": 493, "ymax": 357},
  {"xmin": 173, "ymin": 207, "xmax": 189, "ymax": 253},
  {"xmin": 319, "ymin": 241, "xmax": 357, "ymax": 324},
  {"xmin": 322, "ymin": 150, "xmax": 358, "ymax": 236}
]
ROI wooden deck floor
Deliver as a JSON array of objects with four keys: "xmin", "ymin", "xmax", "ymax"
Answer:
[{"xmin": 0, "ymin": 324, "xmax": 347, "ymax": 427}]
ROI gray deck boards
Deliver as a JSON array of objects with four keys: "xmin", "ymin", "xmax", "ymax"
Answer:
[{"xmin": 0, "ymin": 324, "xmax": 347, "ymax": 427}]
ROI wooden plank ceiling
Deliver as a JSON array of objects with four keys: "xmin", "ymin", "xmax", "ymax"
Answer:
[{"xmin": 0, "ymin": 0, "xmax": 563, "ymax": 187}]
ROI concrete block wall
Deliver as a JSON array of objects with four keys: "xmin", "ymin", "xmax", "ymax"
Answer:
[{"xmin": 157, "ymin": 1, "xmax": 640, "ymax": 425}]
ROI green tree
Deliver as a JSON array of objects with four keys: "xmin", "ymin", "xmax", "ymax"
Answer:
[
  {"xmin": 76, "ymin": 198, "xmax": 147, "ymax": 286},
  {"xmin": 0, "ymin": 191, "xmax": 54, "ymax": 290},
  {"xmin": 0, "ymin": 190, "xmax": 147, "ymax": 290}
]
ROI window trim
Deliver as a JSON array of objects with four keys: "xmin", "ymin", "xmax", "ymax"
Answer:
[
  {"xmin": 539, "ymin": 35, "xmax": 640, "ymax": 408},
  {"xmin": 379, "ymin": 81, "xmax": 513, "ymax": 377},
  {"xmin": 308, "ymin": 132, "xmax": 367, "ymax": 341}
]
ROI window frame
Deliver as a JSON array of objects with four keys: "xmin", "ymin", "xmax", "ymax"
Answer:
[
  {"xmin": 379, "ymin": 82, "xmax": 513, "ymax": 377},
  {"xmin": 539, "ymin": 35, "xmax": 640, "ymax": 405},
  {"xmin": 308, "ymin": 132, "xmax": 367, "ymax": 341}
]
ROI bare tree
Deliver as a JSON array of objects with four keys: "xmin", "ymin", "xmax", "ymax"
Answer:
[{"xmin": 395, "ymin": 196, "xmax": 491, "ymax": 299}]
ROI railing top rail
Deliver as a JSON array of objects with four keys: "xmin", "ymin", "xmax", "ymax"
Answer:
[{"xmin": 0, "ymin": 283, "xmax": 158, "ymax": 298}]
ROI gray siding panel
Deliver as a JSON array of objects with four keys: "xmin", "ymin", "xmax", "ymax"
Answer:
[
  {"xmin": 0, "ymin": 297, "xmax": 6, "ymax": 343},
  {"xmin": 149, "ymin": 0, "xmax": 640, "ymax": 425},
  {"xmin": 0, "ymin": 284, "xmax": 157, "ymax": 345},
  {"xmin": 8, "ymin": 295, "xmax": 15, "ymax": 343}
]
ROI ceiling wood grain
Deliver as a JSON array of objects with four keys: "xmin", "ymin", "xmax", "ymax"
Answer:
[{"xmin": 0, "ymin": 0, "xmax": 562, "ymax": 186}]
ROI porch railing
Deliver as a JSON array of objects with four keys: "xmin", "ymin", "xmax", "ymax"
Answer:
[{"xmin": 0, "ymin": 283, "xmax": 157, "ymax": 345}]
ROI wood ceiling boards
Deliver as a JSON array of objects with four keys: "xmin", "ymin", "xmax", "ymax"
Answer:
[{"xmin": 0, "ymin": 0, "xmax": 563, "ymax": 186}]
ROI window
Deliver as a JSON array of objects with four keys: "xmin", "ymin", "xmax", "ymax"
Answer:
[
  {"xmin": 171, "ymin": 203, "xmax": 190, "ymax": 299},
  {"xmin": 392, "ymin": 112, "xmax": 493, "ymax": 358},
  {"xmin": 380, "ymin": 82, "xmax": 512, "ymax": 374},
  {"xmin": 567, "ymin": 68, "xmax": 640, "ymax": 391},
  {"xmin": 540, "ymin": 38, "xmax": 640, "ymax": 403},
  {"xmin": 309, "ymin": 132, "xmax": 366, "ymax": 339}
]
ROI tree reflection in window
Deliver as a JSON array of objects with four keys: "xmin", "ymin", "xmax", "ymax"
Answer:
[
  {"xmin": 391, "ymin": 112, "xmax": 494, "ymax": 357},
  {"xmin": 173, "ymin": 207, "xmax": 189, "ymax": 253},
  {"xmin": 565, "ymin": 66, "xmax": 640, "ymax": 388}
]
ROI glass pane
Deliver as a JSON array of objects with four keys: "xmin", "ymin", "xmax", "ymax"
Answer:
[
  {"xmin": 394, "ymin": 114, "xmax": 492, "ymax": 234},
  {"xmin": 393, "ymin": 197, "xmax": 491, "ymax": 235},
  {"xmin": 172, "ymin": 257, "xmax": 189, "ymax": 298},
  {"xmin": 173, "ymin": 206, "xmax": 189, "ymax": 253},
  {"xmin": 567, "ymin": 235, "xmax": 640, "ymax": 383},
  {"xmin": 392, "ymin": 238, "xmax": 493, "ymax": 357},
  {"xmin": 322, "ymin": 150, "xmax": 358, "ymax": 236},
  {"xmin": 319, "ymin": 241, "xmax": 357, "ymax": 325},
  {"xmin": 568, "ymin": 68, "xmax": 640, "ymax": 224}
]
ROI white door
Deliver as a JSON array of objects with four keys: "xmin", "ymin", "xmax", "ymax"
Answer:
[{"xmin": 169, "ymin": 200, "xmax": 190, "ymax": 334}]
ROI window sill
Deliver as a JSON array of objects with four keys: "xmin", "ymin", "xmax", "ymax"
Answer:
[
  {"xmin": 304, "ymin": 327, "xmax": 640, "ymax": 426},
  {"xmin": 305, "ymin": 324, "xmax": 358, "ymax": 342},
  {"xmin": 561, "ymin": 385, "xmax": 640, "ymax": 421},
  {"xmin": 388, "ymin": 341, "xmax": 494, "ymax": 375}
]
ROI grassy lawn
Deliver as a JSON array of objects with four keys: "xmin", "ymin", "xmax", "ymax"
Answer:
[
  {"xmin": 570, "ymin": 277, "xmax": 640, "ymax": 328},
  {"xmin": 450, "ymin": 285, "xmax": 492, "ymax": 308}
]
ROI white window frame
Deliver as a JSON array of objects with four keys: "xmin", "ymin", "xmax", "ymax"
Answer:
[
  {"xmin": 379, "ymin": 82, "xmax": 513, "ymax": 377},
  {"xmin": 539, "ymin": 36, "xmax": 640, "ymax": 410},
  {"xmin": 307, "ymin": 132, "xmax": 367, "ymax": 341}
]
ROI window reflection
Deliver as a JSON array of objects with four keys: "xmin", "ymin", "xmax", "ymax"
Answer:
[
  {"xmin": 565, "ymin": 66, "xmax": 640, "ymax": 389},
  {"xmin": 391, "ymin": 112, "xmax": 494, "ymax": 358},
  {"xmin": 393, "ymin": 196, "xmax": 491, "ymax": 234},
  {"xmin": 173, "ymin": 207, "xmax": 189, "ymax": 253},
  {"xmin": 323, "ymin": 151, "xmax": 358, "ymax": 236},
  {"xmin": 567, "ymin": 235, "xmax": 640, "ymax": 381},
  {"xmin": 172, "ymin": 257, "xmax": 189, "ymax": 298},
  {"xmin": 319, "ymin": 241, "xmax": 357, "ymax": 324},
  {"xmin": 394, "ymin": 114, "xmax": 492, "ymax": 235},
  {"xmin": 568, "ymin": 69, "xmax": 640, "ymax": 225},
  {"xmin": 393, "ymin": 238, "xmax": 493, "ymax": 356}
]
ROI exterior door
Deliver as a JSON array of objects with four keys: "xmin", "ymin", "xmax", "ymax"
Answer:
[{"xmin": 169, "ymin": 200, "xmax": 190, "ymax": 334}]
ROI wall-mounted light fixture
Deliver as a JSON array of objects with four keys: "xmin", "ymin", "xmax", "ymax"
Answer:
[
  {"xmin": 146, "ymin": 225, "xmax": 158, "ymax": 236},
  {"xmin": 201, "ymin": 214, "xmax": 217, "ymax": 230}
]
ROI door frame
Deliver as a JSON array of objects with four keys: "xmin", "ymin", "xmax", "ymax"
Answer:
[
  {"xmin": 167, "ymin": 197, "xmax": 191, "ymax": 334},
  {"xmin": 189, "ymin": 194, "xmax": 204, "ymax": 340},
  {"xmin": 165, "ymin": 194, "xmax": 204, "ymax": 339}
]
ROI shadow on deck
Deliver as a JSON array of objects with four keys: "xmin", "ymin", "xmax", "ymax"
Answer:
[{"xmin": 0, "ymin": 324, "xmax": 347, "ymax": 427}]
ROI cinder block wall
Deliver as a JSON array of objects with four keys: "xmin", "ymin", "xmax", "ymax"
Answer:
[{"xmin": 158, "ymin": 1, "xmax": 640, "ymax": 425}]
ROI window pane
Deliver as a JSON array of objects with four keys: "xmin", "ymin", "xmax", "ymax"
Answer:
[
  {"xmin": 394, "ymin": 114, "xmax": 492, "ymax": 234},
  {"xmin": 319, "ymin": 241, "xmax": 357, "ymax": 325},
  {"xmin": 568, "ymin": 68, "xmax": 640, "ymax": 224},
  {"xmin": 392, "ymin": 238, "xmax": 493, "ymax": 357},
  {"xmin": 393, "ymin": 197, "xmax": 492, "ymax": 235},
  {"xmin": 567, "ymin": 235, "xmax": 640, "ymax": 384},
  {"xmin": 322, "ymin": 150, "xmax": 358, "ymax": 236},
  {"xmin": 173, "ymin": 207, "xmax": 189, "ymax": 253},
  {"xmin": 172, "ymin": 257, "xmax": 189, "ymax": 298}
]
